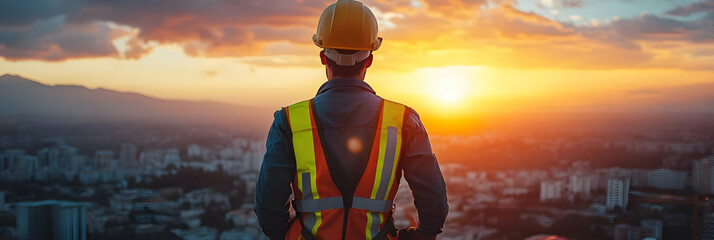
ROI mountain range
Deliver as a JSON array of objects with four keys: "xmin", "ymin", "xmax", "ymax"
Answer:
[
  {"xmin": 1, "ymin": 73, "xmax": 713, "ymax": 132},
  {"xmin": 0, "ymin": 74, "xmax": 273, "ymax": 128}
]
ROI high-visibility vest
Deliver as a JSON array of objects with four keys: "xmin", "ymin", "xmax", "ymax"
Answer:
[{"xmin": 284, "ymin": 98, "xmax": 407, "ymax": 240}]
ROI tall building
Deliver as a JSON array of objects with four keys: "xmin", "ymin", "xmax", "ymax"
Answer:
[
  {"xmin": 119, "ymin": 143, "xmax": 138, "ymax": 163},
  {"xmin": 540, "ymin": 180, "xmax": 563, "ymax": 202},
  {"xmin": 607, "ymin": 177, "xmax": 630, "ymax": 210},
  {"xmin": 569, "ymin": 174, "xmax": 592, "ymax": 195},
  {"xmin": 610, "ymin": 167, "xmax": 631, "ymax": 178},
  {"xmin": 693, "ymin": 156, "xmax": 714, "ymax": 194},
  {"xmin": 647, "ymin": 169, "xmax": 687, "ymax": 190},
  {"xmin": 16, "ymin": 200, "xmax": 87, "ymax": 240}
]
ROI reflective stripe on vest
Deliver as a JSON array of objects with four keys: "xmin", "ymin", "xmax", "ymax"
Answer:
[
  {"xmin": 286, "ymin": 98, "xmax": 406, "ymax": 240},
  {"xmin": 365, "ymin": 100, "xmax": 405, "ymax": 240},
  {"xmin": 287, "ymin": 99, "xmax": 323, "ymax": 237},
  {"xmin": 293, "ymin": 197, "xmax": 393, "ymax": 212}
]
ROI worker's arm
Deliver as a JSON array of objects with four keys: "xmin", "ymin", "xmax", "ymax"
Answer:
[
  {"xmin": 255, "ymin": 109, "xmax": 295, "ymax": 240},
  {"xmin": 401, "ymin": 108, "xmax": 449, "ymax": 237}
]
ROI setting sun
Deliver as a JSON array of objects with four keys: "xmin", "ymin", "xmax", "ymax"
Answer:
[{"xmin": 418, "ymin": 66, "xmax": 482, "ymax": 106}]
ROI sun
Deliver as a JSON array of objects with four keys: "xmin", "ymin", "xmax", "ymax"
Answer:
[{"xmin": 420, "ymin": 66, "xmax": 479, "ymax": 106}]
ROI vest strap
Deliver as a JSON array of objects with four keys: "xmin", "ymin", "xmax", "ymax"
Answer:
[
  {"xmin": 293, "ymin": 197, "xmax": 393, "ymax": 212},
  {"xmin": 352, "ymin": 197, "xmax": 393, "ymax": 212}
]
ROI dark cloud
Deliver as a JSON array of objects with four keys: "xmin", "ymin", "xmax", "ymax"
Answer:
[
  {"xmin": 0, "ymin": 0, "xmax": 712, "ymax": 72},
  {"xmin": 560, "ymin": 0, "xmax": 583, "ymax": 8},
  {"xmin": 665, "ymin": 0, "xmax": 714, "ymax": 16},
  {"xmin": 0, "ymin": 0, "xmax": 85, "ymax": 28},
  {"xmin": 608, "ymin": 13, "xmax": 714, "ymax": 43},
  {"xmin": 0, "ymin": 16, "xmax": 125, "ymax": 61},
  {"xmin": 0, "ymin": 0, "xmax": 327, "ymax": 60}
]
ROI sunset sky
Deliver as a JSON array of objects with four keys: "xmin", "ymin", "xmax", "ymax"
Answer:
[{"xmin": 1, "ymin": 0, "xmax": 713, "ymax": 126}]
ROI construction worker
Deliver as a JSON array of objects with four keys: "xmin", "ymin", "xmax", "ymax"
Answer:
[{"xmin": 255, "ymin": 1, "xmax": 448, "ymax": 239}]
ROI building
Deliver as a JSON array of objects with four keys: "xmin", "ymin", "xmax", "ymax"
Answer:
[
  {"xmin": 630, "ymin": 169, "xmax": 649, "ymax": 188},
  {"xmin": 16, "ymin": 200, "xmax": 87, "ymax": 240},
  {"xmin": 569, "ymin": 174, "xmax": 592, "ymax": 195},
  {"xmin": 693, "ymin": 156, "xmax": 714, "ymax": 194},
  {"xmin": 37, "ymin": 146, "xmax": 77, "ymax": 171},
  {"xmin": 641, "ymin": 220, "xmax": 662, "ymax": 240},
  {"xmin": 610, "ymin": 167, "xmax": 631, "ymax": 178},
  {"xmin": 607, "ymin": 177, "xmax": 630, "ymax": 210},
  {"xmin": 187, "ymin": 145, "xmax": 202, "ymax": 158},
  {"xmin": 704, "ymin": 213, "xmax": 714, "ymax": 240},
  {"xmin": 163, "ymin": 149, "xmax": 181, "ymax": 168},
  {"xmin": 647, "ymin": 169, "xmax": 687, "ymax": 190},
  {"xmin": 540, "ymin": 180, "xmax": 563, "ymax": 202},
  {"xmin": 614, "ymin": 224, "xmax": 654, "ymax": 240},
  {"xmin": 94, "ymin": 151, "xmax": 114, "ymax": 169},
  {"xmin": 1, "ymin": 149, "xmax": 26, "ymax": 171},
  {"xmin": 119, "ymin": 143, "xmax": 138, "ymax": 163}
]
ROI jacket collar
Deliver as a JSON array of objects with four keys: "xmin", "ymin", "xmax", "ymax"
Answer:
[{"xmin": 316, "ymin": 78, "xmax": 376, "ymax": 96}]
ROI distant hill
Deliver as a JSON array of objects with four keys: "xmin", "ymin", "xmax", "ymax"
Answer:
[{"xmin": 0, "ymin": 74, "xmax": 273, "ymax": 128}]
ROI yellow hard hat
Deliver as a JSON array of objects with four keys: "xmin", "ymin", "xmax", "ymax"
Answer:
[{"xmin": 313, "ymin": 0, "xmax": 383, "ymax": 51}]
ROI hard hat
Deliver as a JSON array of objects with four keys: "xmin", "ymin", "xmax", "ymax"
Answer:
[{"xmin": 313, "ymin": 0, "xmax": 383, "ymax": 52}]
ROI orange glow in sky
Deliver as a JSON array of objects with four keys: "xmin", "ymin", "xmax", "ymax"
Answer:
[{"xmin": 1, "ymin": 0, "xmax": 713, "ymax": 133}]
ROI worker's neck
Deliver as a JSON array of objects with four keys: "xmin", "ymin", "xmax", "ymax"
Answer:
[{"xmin": 329, "ymin": 76, "xmax": 364, "ymax": 81}]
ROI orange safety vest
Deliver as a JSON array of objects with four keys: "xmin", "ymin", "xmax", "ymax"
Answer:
[{"xmin": 284, "ymin": 98, "xmax": 407, "ymax": 240}]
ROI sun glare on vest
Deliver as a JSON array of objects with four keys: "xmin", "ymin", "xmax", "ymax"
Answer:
[{"xmin": 347, "ymin": 137, "xmax": 362, "ymax": 154}]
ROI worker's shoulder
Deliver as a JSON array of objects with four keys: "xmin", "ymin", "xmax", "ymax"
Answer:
[
  {"xmin": 282, "ymin": 99, "xmax": 312, "ymax": 109},
  {"xmin": 380, "ymin": 98, "xmax": 423, "ymax": 130},
  {"xmin": 271, "ymin": 98, "xmax": 313, "ymax": 123}
]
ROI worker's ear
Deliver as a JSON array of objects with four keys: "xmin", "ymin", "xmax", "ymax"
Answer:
[
  {"xmin": 320, "ymin": 50, "xmax": 327, "ymax": 65},
  {"xmin": 364, "ymin": 54, "xmax": 373, "ymax": 69}
]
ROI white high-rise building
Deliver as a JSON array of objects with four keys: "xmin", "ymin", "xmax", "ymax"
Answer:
[
  {"xmin": 607, "ymin": 177, "xmax": 630, "ymax": 210},
  {"xmin": 693, "ymin": 156, "xmax": 714, "ymax": 194},
  {"xmin": 569, "ymin": 174, "xmax": 592, "ymax": 195},
  {"xmin": 647, "ymin": 169, "xmax": 687, "ymax": 190},
  {"xmin": 540, "ymin": 180, "xmax": 563, "ymax": 202},
  {"xmin": 610, "ymin": 167, "xmax": 631, "ymax": 178}
]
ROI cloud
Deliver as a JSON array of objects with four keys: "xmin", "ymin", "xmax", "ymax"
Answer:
[
  {"xmin": 560, "ymin": 0, "xmax": 583, "ymax": 8},
  {"xmin": 0, "ymin": 16, "xmax": 146, "ymax": 61},
  {"xmin": 665, "ymin": 0, "xmax": 714, "ymax": 16},
  {"xmin": 0, "ymin": 0, "xmax": 712, "ymax": 71},
  {"xmin": 609, "ymin": 13, "xmax": 714, "ymax": 43},
  {"xmin": 0, "ymin": 0, "xmax": 325, "ymax": 60}
]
